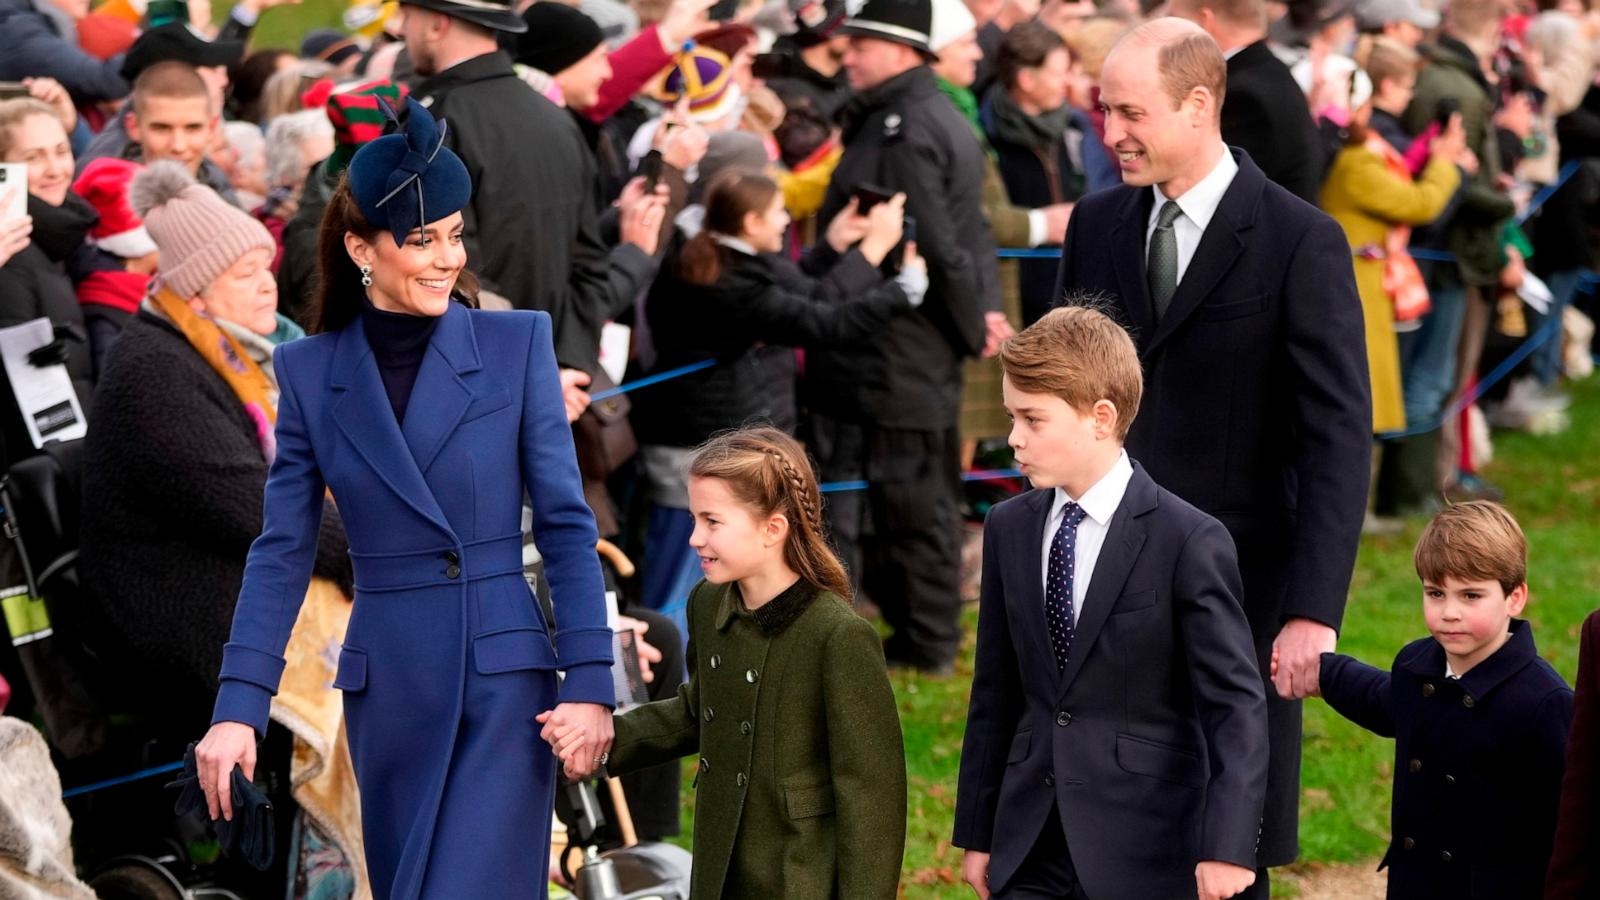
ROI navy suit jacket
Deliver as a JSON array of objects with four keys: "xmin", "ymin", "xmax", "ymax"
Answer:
[
  {"xmin": 1053, "ymin": 149, "xmax": 1370, "ymax": 633},
  {"xmin": 953, "ymin": 463, "xmax": 1268, "ymax": 899}
]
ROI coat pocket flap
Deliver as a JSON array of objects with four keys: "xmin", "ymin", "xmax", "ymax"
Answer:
[
  {"xmin": 332, "ymin": 646, "xmax": 368, "ymax": 692},
  {"xmin": 1115, "ymin": 733, "xmax": 1204, "ymax": 788},
  {"xmin": 1194, "ymin": 293, "xmax": 1266, "ymax": 321},
  {"xmin": 461, "ymin": 389, "xmax": 512, "ymax": 423},
  {"xmin": 473, "ymin": 627, "xmax": 559, "ymax": 675},
  {"xmin": 785, "ymin": 784, "xmax": 836, "ymax": 819},
  {"xmin": 1007, "ymin": 729, "xmax": 1032, "ymax": 764}
]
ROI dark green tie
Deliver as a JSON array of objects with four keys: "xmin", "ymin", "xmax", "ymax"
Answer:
[{"xmin": 1148, "ymin": 200, "xmax": 1182, "ymax": 319}]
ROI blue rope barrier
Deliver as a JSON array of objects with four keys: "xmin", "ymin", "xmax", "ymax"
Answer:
[
  {"xmin": 62, "ymin": 760, "xmax": 184, "ymax": 800},
  {"xmin": 590, "ymin": 359, "xmax": 717, "ymax": 402}
]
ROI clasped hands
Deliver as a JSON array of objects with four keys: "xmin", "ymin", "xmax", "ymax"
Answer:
[{"xmin": 536, "ymin": 702, "xmax": 615, "ymax": 781}]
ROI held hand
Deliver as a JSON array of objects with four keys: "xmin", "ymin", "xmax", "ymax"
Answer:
[
  {"xmin": 558, "ymin": 368, "xmax": 592, "ymax": 424},
  {"xmin": 824, "ymin": 197, "xmax": 869, "ymax": 252},
  {"xmin": 962, "ymin": 850, "xmax": 992, "ymax": 899},
  {"xmin": 616, "ymin": 614, "xmax": 662, "ymax": 684},
  {"xmin": 535, "ymin": 702, "xmax": 614, "ymax": 779},
  {"xmin": 1196, "ymin": 860, "xmax": 1257, "ymax": 900},
  {"xmin": 1271, "ymin": 617, "xmax": 1336, "ymax": 699},
  {"xmin": 195, "ymin": 721, "xmax": 257, "ymax": 822}
]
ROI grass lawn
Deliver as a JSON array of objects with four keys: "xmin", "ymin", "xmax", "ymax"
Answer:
[{"xmin": 664, "ymin": 377, "xmax": 1600, "ymax": 898}]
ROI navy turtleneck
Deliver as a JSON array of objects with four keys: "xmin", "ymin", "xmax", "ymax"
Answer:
[{"xmin": 360, "ymin": 296, "xmax": 440, "ymax": 425}]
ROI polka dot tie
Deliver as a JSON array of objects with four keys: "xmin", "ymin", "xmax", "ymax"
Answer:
[{"xmin": 1047, "ymin": 502, "xmax": 1089, "ymax": 671}]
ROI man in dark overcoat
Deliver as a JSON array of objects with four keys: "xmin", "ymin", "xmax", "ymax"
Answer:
[
  {"xmin": 803, "ymin": 0, "xmax": 1000, "ymax": 673},
  {"xmin": 1052, "ymin": 19, "xmax": 1370, "ymax": 898}
]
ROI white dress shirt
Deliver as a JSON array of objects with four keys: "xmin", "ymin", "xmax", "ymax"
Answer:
[
  {"xmin": 1040, "ymin": 452, "xmax": 1135, "ymax": 626},
  {"xmin": 1145, "ymin": 145, "xmax": 1239, "ymax": 287}
]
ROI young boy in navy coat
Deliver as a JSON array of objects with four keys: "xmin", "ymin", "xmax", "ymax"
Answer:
[
  {"xmin": 953, "ymin": 306, "xmax": 1269, "ymax": 900},
  {"xmin": 1314, "ymin": 501, "xmax": 1573, "ymax": 899}
]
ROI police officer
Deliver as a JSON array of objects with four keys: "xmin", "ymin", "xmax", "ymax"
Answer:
[{"xmin": 804, "ymin": 0, "xmax": 999, "ymax": 674}]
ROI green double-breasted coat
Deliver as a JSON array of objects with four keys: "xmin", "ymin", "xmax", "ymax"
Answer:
[{"xmin": 610, "ymin": 579, "xmax": 907, "ymax": 899}]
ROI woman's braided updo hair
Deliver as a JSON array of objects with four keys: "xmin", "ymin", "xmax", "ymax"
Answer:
[{"xmin": 690, "ymin": 427, "xmax": 852, "ymax": 601}]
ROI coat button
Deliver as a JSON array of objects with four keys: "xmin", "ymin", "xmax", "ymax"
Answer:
[
  {"xmin": 1043, "ymin": 774, "xmax": 1055, "ymax": 787},
  {"xmin": 445, "ymin": 564, "xmax": 462, "ymax": 579},
  {"xmin": 746, "ymin": 669, "xmax": 758, "ymax": 683},
  {"xmin": 442, "ymin": 550, "xmax": 460, "ymax": 565},
  {"xmin": 710, "ymin": 655, "xmax": 721, "ymax": 669},
  {"xmin": 699, "ymin": 757, "xmax": 710, "ymax": 773},
  {"xmin": 1408, "ymin": 759, "xmax": 1422, "ymax": 773},
  {"xmin": 736, "ymin": 773, "xmax": 747, "ymax": 787},
  {"xmin": 1422, "ymin": 682, "xmax": 1435, "ymax": 697},
  {"xmin": 1056, "ymin": 711, "xmax": 1072, "ymax": 727},
  {"xmin": 740, "ymin": 721, "xmax": 752, "ymax": 735},
  {"xmin": 1444, "ymin": 774, "xmax": 1456, "ymax": 787},
  {"xmin": 1402, "ymin": 837, "xmax": 1415, "ymax": 850},
  {"xmin": 1462, "ymin": 695, "xmax": 1475, "ymax": 708},
  {"xmin": 704, "ymin": 707, "xmax": 716, "ymax": 723},
  {"xmin": 1440, "ymin": 851, "xmax": 1453, "ymax": 863}
]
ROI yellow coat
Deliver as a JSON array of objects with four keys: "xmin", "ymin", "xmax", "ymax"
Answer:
[{"xmin": 1320, "ymin": 145, "xmax": 1459, "ymax": 433}]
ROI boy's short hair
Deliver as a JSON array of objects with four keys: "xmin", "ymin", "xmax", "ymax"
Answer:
[
  {"xmin": 1357, "ymin": 36, "xmax": 1420, "ymax": 91},
  {"xmin": 999, "ymin": 300, "xmax": 1143, "ymax": 440},
  {"xmin": 131, "ymin": 61, "xmax": 208, "ymax": 116},
  {"xmin": 1414, "ymin": 501, "xmax": 1528, "ymax": 595}
]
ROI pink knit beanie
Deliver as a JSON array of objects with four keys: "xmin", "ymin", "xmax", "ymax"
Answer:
[{"xmin": 129, "ymin": 161, "xmax": 277, "ymax": 300}]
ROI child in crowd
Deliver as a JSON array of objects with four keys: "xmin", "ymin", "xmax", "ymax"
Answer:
[
  {"xmin": 1313, "ymin": 501, "xmax": 1573, "ymax": 899},
  {"xmin": 548, "ymin": 426, "xmax": 907, "ymax": 899},
  {"xmin": 954, "ymin": 305, "xmax": 1268, "ymax": 900}
]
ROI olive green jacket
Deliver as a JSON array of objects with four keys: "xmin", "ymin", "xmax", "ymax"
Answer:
[{"xmin": 610, "ymin": 580, "xmax": 907, "ymax": 899}]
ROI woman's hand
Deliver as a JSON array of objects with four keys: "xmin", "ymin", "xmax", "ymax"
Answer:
[
  {"xmin": 195, "ymin": 721, "xmax": 257, "ymax": 821},
  {"xmin": 558, "ymin": 368, "xmax": 592, "ymax": 423},
  {"xmin": 857, "ymin": 193, "xmax": 907, "ymax": 267},
  {"xmin": 1430, "ymin": 112, "xmax": 1466, "ymax": 165},
  {"xmin": 617, "ymin": 178, "xmax": 669, "ymax": 256},
  {"xmin": 616, "ymin": 614, "xmax": 663, "ymax": 684},
  {"xmin": 25, "ymin": 77, "xmax": 76, "ymax": 133},
  {"xmin": 824, "ymin": 197, "xmax": 869, "ymax": 252},
  {"xmin": 535, "ymin": 702, "xmax": 615, "ymax": 779},
  {"xmin": 0, "ymin": 205, "xmax": 33, "ymax": 268}
]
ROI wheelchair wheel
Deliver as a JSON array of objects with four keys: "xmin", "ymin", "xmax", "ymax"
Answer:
[{"xmin": 88, "ymin": 855, "xmax": 188, "ymax": 900}]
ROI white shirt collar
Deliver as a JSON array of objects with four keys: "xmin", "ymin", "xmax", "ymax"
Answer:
[
  {"xmin": 1149, "ymin": 144, "xmax": 1237, "ymax": 235},
  {"xmin": 713, "ymin": 234, "xmax": 759, "ymax": 256},
  {"xmin": 1446, "ymin": 661, "xmax": 1459, "ymax": 679},
  {"xmin": 1049, "ymin": 451, "xmax": 1134, "ymax": 528}
]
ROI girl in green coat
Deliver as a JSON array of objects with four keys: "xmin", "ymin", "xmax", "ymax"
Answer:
[{"xmin": 595, "ymin": 427, "xmax": 908, "ymax": 898}]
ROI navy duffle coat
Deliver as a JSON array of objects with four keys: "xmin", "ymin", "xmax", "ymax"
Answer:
[{"xmin": 211, "ymin": 301, "xmax": 615, "ymax": 899}]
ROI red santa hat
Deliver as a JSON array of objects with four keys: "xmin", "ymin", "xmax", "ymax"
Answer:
[{"xmin": 71, "ymin": 158, "xmax": 159, "ymax": 259}]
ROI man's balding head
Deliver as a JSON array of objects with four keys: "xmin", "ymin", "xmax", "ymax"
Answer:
[
  {"xmin": 1099, "ymin": 18, "xmax": 1227, "ymax": 194},
  {"xmin": 1110, "ymin": 17, "xmax": 1227, "ymax": 119}
]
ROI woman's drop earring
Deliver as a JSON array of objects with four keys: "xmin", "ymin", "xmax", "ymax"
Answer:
[{"xmin": 360, "ymin": 265, "xmax": 373, "ymax": 288}]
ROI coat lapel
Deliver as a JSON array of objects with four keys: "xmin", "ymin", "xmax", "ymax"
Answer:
[
  {"xmin": 1056, "ymin": 465, "xmax": 1156, "ymax": 700},
  {"xmin": 400, "ymin": 302, "xmax": 481, "ymax": 475},
  {"xmin": 328, "ymin": 315, "xmax": 452, "ymax": 535},
  {"xmin": 1108, "ymin": 187, "xmax": 1156, "ymax": 348},
  {"xmin": 1144, "ymin": 150, "xmax": 1262, "ymax": 357},
  {"xmin": 1014, "ymin": 489, "xmax": 1062, "ymax": 691}
]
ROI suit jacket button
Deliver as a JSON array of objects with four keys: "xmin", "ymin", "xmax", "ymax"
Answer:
[
  {"xmin": 740, "ymin": 721, "xmax": 752, "ymax": 735},
  {"xmin": 1044, "ymin": 774, "xmax": 1055, "ymax": 787},
  {"xmin": 736, "ymin": 773, "xmax": 747, "ymax": 787},
  {"xmin": 1056, "ymin": 712, "xmax": 1072, "ymax": 727},
  {"xmin": 1402, "ymin": 837, "xmax": 1415, "ymax": 850},
  {"xmin": 1422, "ymin": 682, "xmax": 1435, "ymax": 697},
  {"xmin": 1440, "ymin": 851, "xmax": 1453, "ymax": 863},
  {"xmin": 1462, "ymin": 695, "xmax": 1475, "ymax": 708},
  {"xmin": 446, "ymin": 564, "xmax": 462, "ymax": 579},
  {"xmin": 442, "ymin": 550, "xmax": 460, "ymax": 565},
  {"xmin": 710, "ymin": 655, "xmax": 721, "ymax": 669},
  {"xmin": 1408, "ymin": 759, "xmax": 1422, "ymax": 773},
  {"xmin": 704, "ymin": 707, "xmax": 716, "ymax": 723}
]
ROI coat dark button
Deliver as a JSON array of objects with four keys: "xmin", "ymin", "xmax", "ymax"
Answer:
[
  {"xmin": 1440, "ymin": 851, "xmax": 1453, "ymax": 863},
  {"xmin": 1043, "ymin": 774, "xmax": 1055, "ymax": 787},
  {"xmin": 1402, "ymin": 837, "xmax": 1415, "ymax": 850},
  {"xmin": 736, "ymin": 773, "xmax": 747, "ymax": 787},
  {"xmin": 1422, "ymin": 682, "xmax": 1435, "ymax": 697},
  {"xmin": 710, "ymin": 655, "xmax": 721, "ymax": 669},
  {"xmin": 445, "ymin": 564, "xmax": 462, "ymax": 579},
  {"xmin": 1444, "ymin": 775, "xmax": 1456, "ymax": 787},
  {"xmin": 740, "ymin": 721, "xmax": 752, "ymax": 735},
  {"xmin": 704, "ymin": 708, "xmax": 716, "ymax": 723},
  {"xmin": 1408, "ymin": 759, "xmax": 1422, "ymax": 773},
  {"xmin": 745, "ymin": 669, "xmax": 758, "ymax": 683},
  {"xmin": 699, "ymin": 757, "xmax": 710, "ymax": 773},
  {"xmin": 443, "ymin": 550, "xmax": 460, "ymax": 565},
  {"xmin": 1462, "ymin": 695, "xmax": 1475, "ymax": 708},
  {"xmin": 1056, "ymin": 711, "xmax": 1073, "ymax": 727}
]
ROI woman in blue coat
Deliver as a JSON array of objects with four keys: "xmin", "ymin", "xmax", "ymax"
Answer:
[{"xmin": 194, "ymin": 98, "xmax": 618, "ymax": 899}]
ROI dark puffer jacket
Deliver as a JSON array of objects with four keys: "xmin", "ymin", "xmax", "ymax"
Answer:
[{"xmin": 80, "ymin": 312, "xmax": 351, "ymax": 723}]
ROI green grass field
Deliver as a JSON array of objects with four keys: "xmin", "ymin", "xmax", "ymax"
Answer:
[{"xmin": 664, "ymin": 377, "xmax": 1600, "ymax": 898}]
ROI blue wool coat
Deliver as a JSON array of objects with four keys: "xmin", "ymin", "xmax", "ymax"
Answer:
[
  {"xmin": 1320, "ymin": 620, "xmax": 1572, "ymax": 899},
  {"xmin": 210, "ymin": 301, "xmax": 615, "ymax": 900}
]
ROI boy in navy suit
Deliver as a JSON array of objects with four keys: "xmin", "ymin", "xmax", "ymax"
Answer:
[
  {"xmin": 1313, "ymin": 502, "xmax": 1572, "ymax": 899},
  {"xmin": 954, "ymin": 305, "xmax": 1268, "ymax": 900}
]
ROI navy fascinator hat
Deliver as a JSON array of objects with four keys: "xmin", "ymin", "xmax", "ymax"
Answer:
[{"xmin": 347, "ymin": 96, "xmax": 473, "ymax": 247}]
